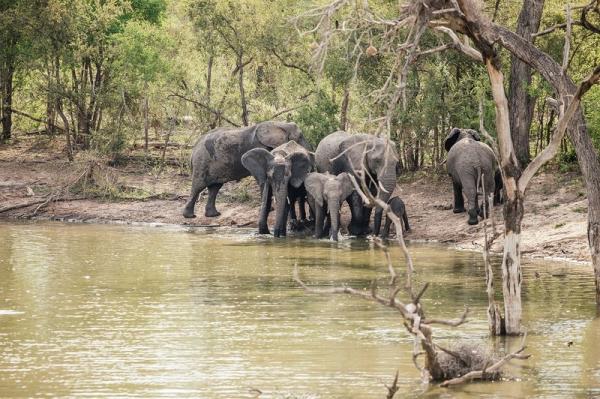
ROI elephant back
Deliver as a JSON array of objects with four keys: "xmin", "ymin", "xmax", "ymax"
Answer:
[{"xmin": 314, "ymin": 131, "xmax": 351, "ymax": 173}]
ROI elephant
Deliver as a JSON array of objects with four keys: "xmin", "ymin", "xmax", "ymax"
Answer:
[
  {"xmin": 315, "ymin": 131, "xmax": 399, "ymax": 236},
  {"xmin": 381, "ymin": 196, "xmax": 410, "ymax": 239},
  {"xmin": 304, "ymin": 172, "xmax": 355, "ymax": 241},
  {"xmin": 183, "ymin": 121, "xmax": 311, "ymax": 218},
  {"xmin": 444, "ymin": 127, "xmax": 498, "ymax": 225},
  {"xmin": 242, "ymin": 140, "xmax": 313, "ymax": 237}
]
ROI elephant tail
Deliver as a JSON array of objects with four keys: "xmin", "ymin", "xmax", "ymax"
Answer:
[{"xmin": 476, "ymin": 167, "xmax": 483, "ymax": 195}]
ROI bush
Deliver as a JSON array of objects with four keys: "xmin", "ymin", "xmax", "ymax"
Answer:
[{"xmin": 295, "ymin": 90, "xmax": 339, "ymax": 147}]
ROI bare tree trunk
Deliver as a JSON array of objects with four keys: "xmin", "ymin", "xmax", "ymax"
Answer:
[
  {"xmin": 54, "ymin": 56, "xmax": 72, "ymax": 161},
  {"xmin": 508, "ymin": 0, "xmax": 544, "ymax": 167},
  {"xmin": 206, "ymin": 55, "xmax": 213, "ymax": 103},
  {"xmin": 486, "ymin": 58, "xmax": 524, "ymax": 335},
  {"xmin": 1, "ymin": 60, "xmax": 14, "ymax": 142},
  {"xmin": 144, "ymin": 81, "xmax": 149, "ymax": 153},
  {"xmin": 238, "ymin": 52, "xmax": 249, "ymax": 126},
  {"xmin": 340, "ymin": 84, "xmax": 350, "ymax": 130}
]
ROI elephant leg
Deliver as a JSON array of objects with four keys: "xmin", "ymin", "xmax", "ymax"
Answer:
[
  {"xmin": 373, "ymin": 208, "xmax": 384, "ymax": 236},
  {"xmin": 452, "ymin": 180, "xmax": 465, "ymax": 213},
  {"xmin": 183, "ymin": 179, "xmax": 206, "ymax": 219},
  {"xmin": 258, "ymin": 184, "xmax": 272, "ymax": 235},
  {"xmin": 298, "ymin": 196, "xmax": 308, "ymax": 222},
  {"xmin": 280, "ymin": 199, "xmax": 290, "ymax": 237},
  {"xmin": 462, "ymin": 178, "xmax": 479, "ymax": 225},
  {"xmin": 402, "ymin": 211, "xmax": 411, "ymax": 232},
  {"xmin": 381, "ymin": 216, "xmax": 391, "ymax": 239},
  {"xmin": 205, "ymin": 183, "xmax": 223, "ymax": 217},
  {"xmin": 347, "ymin": 192, "xmax": 364, "ymax": 236},
  {"xmin": 323, "ymin": 203, "xmax": 331, "ymax": 237},
  {"xmin": 362, "ymin": 206, "xmax": 373, "ymax": 235},
  {"xmin": 314, "ymin": 204, "xmax": 325, "ymax": 238},
  {"xmin": 288, "ymin": 196, "xmax": 299, "ymax": 231}
]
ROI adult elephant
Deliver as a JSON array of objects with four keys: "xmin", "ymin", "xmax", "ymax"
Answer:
[
  {"xmin": 444, "ymin": 127, "xmax": 498, "ymax": 225},
  {"xmin": 183, "ymin": 121, "xmax": 311, "ymax": 218},
  {"xmin": 315, "ymin": 131, "xmax": 399, "ymax": 236},
  {"xmin": 242, "ymin": 141, "xmax": 313, "ymax": 237}
]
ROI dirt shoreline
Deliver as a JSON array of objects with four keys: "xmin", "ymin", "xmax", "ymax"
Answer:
[{"xmin": 0, "ymin": 136, "xmax": 591, "ymax": 265}]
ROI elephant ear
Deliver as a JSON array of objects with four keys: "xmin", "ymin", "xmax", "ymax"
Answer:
[
  {"xmin": 304, "ymin": 173, "xmax": 328, "ymax": 207},
  {"xmin": 288, "ymin": 152, "xmax": 313, "ymax": 188},
  {"xmin": 467, "ymin": 129, "xmax": 481, "ymax": 141},
  {"xmin": 444, "ymin": 128, "xmax": 461, "ymax": 152},
  {"xmin": 336, "ymin": 172, "xmax": 355, "ymax": 201},
  {"xmin": 255, "ymin": 122, "xmax": 288, "ymax": 148},
  {"xmin": 241, "ymin": 148, "xmax": 273, "ymax": 187}
]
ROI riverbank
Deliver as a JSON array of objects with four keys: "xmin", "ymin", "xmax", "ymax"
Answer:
[{"xmin": 0, "ymin": 135, "xmax": 590, "ymax": 263}]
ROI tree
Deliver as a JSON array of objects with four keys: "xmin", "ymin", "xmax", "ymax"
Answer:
[
  {"xmin": 508, "ymin": 0, "xmax": 544, "ymax": 167},
  {"xmin": 297, "ymin": 0, "xmax": 600, "ymax": 335}
]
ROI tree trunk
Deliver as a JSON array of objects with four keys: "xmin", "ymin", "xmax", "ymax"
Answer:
[
  {"xmin": 1, "ymin": 61, "xmax": 14, "ymax": 143},
  {"xmin": 508, "ymin": 0, "xmax": 544, "ymax": 167},
  {"xmin": 206, "ymin": 55, "xmax": 213, "ymax": 103},
  {"xmin": 340, "ymin": 84, "xmax": 350, "ymax": 130},
  {"xmin": 144, "ymin": 81, "xmax": 149, "ymax": 153},
  {"xmin": 485, "ymin": 57, "xmax": 524, "ymax": 335},
  {"xmin": 54, "ymin": 56, "xmax": 72, "ymax": 161},
  {"xmin": 238, "ymin": 52, "xmax": 249, "ymax": 126}
]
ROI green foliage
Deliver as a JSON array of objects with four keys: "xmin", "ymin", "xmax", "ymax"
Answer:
[
  {"xmin": 3, "ymin": 0, "xmax": 600, "ymax": 169},
  {"xmin": 295, "ymin": 90, "xmax": 339, "ymax": 147}
]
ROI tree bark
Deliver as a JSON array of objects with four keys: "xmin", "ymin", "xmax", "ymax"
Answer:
[
  {"xmin": 451, "ymin": 0, "xmax": 600, "ymax": 307},
  {"xmin": 508, "ymin": 0, "xmax": 544, "ymax": 167},
  {"xmin": 238, "ymin": 52, "xmax": 249, "ymax": 126},
  {"xmin": 144, "ymin": 81, "xmax": 149, "ymax": 153},
  {"xmin": 340, "ymin": 84, "xmax": 350, "ymax": 130},
  {"xmin": 1, "ymin": 59, "xmax": 14, "ymax": 142},
  {"xmin": 485, "ymin": 56, "xmax": 524, "ymax": 335}
]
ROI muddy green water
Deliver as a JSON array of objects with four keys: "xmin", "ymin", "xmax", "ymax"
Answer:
[{"xmin": 0, "ymin": 222, "xmax": 598, "ymax": 398}]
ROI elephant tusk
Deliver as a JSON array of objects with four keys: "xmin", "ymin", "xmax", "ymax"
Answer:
[{"xmin": 378, "ymin": 180, "xmax": 389, "ymax": 194}]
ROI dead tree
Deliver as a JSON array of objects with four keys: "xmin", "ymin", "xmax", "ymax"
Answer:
[
  {"xmin": 294, "ymin": 145, "xmax": 530, "ymax": 391},
  {"xmin": 296, "ymin": 0, "xmax": 600, "ymax": 335}
]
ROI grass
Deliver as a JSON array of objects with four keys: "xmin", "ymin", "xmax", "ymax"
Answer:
[
  {"xmin": 572, "ymin": 206, "xmax": 588, "ymax": 213},
  {"xmin": 554, "ymin": 222, "xmax": 566, "ymax": 229}
]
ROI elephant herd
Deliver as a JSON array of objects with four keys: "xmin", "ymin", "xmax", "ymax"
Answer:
[{"xmin": 183, "ymin": 121, "xmax": 502, "ymax": 241}]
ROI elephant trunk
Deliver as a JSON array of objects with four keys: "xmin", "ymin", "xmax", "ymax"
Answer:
[
  {"xmin": 329, "ymin": 200, "xmax": 341, "ymax": 241},
  {"xmin": 374, "ymin": 170, "xmax": 397, "ymax": 236},
  {"xmin": 273, "ymin": 184, "xmax": 289, "ymax": 238}
]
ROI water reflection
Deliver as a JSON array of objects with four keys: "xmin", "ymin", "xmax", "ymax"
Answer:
[{"xmin": 0, "ymin": 221, "xmax": 598, "ymax": 398}]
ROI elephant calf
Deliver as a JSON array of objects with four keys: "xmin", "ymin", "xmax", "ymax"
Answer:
[
  {"xmin": 444, "ymin": 128, "xmax": 498, "ymax": 225},
  {"xmin": 242, "ymin": 140, "xmax": 313, "ymax": 237},
  {"xmin": 183, "ymin": 121, "xmax": 311, "ymax": 219},
  {"xmin": 304, "ymin": 172, "xmax": 355, "ymax": 241},
  {"xmin": 381, "ymin": 196, "xmax": 410, "ymax": 239}
]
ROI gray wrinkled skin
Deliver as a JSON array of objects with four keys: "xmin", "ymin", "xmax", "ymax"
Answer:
[
  {"xmin": 314, "ymin": 131, "xmax": 399, "ymax": 236},
  {"xmin": 381, "ymin": 195, "xmax": 410, "ymax": 239},
  {"xmin": 444, "ymin": 128, "xmax": 497, "ymax": 225},
  {"xmin": 305, "ymin": 172, "xmax": 354, "ymax": 241},
  {"xmin": 183, "ymin": 121, "xmax": 311, "ymax": 218},
  {"xmin": 241, "ymin": 140, "xmax": 314, "ymax": 237}
]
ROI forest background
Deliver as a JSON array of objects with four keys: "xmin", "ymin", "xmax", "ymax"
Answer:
[{"xmin": 2, "ymin": 0, "xmax": 599, "ymax": 171}]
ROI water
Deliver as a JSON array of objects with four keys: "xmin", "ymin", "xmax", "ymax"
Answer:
[{"xmin": 0, "ymin": 222, "xmax": 598, "ymax": 398}]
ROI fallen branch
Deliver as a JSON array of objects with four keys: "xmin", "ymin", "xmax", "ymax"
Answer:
[{"xmin": 439, "ymin": 333, "xmax": 531, "ymax": 387}]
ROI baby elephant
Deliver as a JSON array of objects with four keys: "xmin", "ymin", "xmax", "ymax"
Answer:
[
  {"xmin": 304, "ymin": 172, "xmax": 354, "ymax": 241},
  {"xmin": 381, "ymin": 196, "xmax": 410, "ymax": 239}
]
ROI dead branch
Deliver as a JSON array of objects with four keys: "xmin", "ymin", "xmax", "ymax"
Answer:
[
  {"xmin": 168, "ymin": 93, "xmax": 240, "ymax": 127},
  {"xmin": 439, "ymin": 333, "xmax": 531, "ymax": 387}
]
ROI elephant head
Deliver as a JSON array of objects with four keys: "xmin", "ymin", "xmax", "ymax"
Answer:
[
  {"xmin": 338, "ymin": 135, "xmax": 399, "ymax": 235},
  {"xmin": 305, "ymin": 172, "xmax": 354, "ymax": 241},
  {"xmin": 253, "ymin": 121, "xmax": 313, "ymax": 151},
  {"xmin": 242, "ymin": 145, "xmax": 313, "ymax": 237},
  {"xmin": 444, "ymin": 128, "xmax": 481, "ymax": 152}
]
